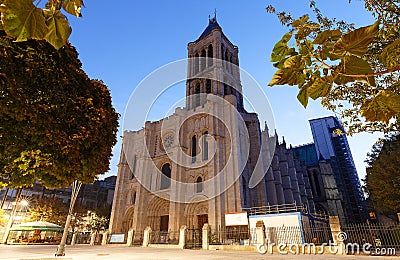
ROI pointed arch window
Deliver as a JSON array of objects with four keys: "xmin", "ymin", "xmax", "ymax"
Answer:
[
  {"xmin": 203, "ymin": 131, "xmax": 209, "ymax": 161},
  {"xmin": 201, "ymin": 49, "xmax": 207, "ymax": 71},
  {"xmin": 313, "ymin": 170, "xmax": 322, "ymax": 197},
  {"xmin": 132, "ymin": 191, "xmax": 136, "ymax": 204},
  {"xmin": 195, "ymin": 84, "xmax": 200, "ymax": 107},
  {"xmin": 191, "ymin": 135, "xmax": 197, "ymax": 163},
  {"xmin": 242, "ymin": 176, "xmax": 247, "ymax": 205},
  {"xmin": 206, "ymin": 79, "xmax": 211, "ymax": 94},
  {"xmin": 229, "ymin": 56, "xmax": 233, "ymax": 74},
  {"xmin": 194, "ymin": 53, "xmax": 199, "ymax": 74},
  {"xmin": 160, "ymin": 163, "xmax": 171, "ymax": 190},
  {"xmin": 131, "ymin": 155, "xmax": 137, "ymax": 179},
  {"xmin": 196, "ymin": 177, "xmax": 203, "ymax": 193},
  {"xmin": 208, "ymin": 44, "xmax": 213, "ymax": 67}
]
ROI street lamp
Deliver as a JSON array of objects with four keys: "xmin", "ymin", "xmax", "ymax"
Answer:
[
  {"xmin": 1, "ymin": 190, "xmax": 29, "ymax": 244},
  {"xmin": 20, "ymin": 200, "xmax": 29, "ymax": 207}
]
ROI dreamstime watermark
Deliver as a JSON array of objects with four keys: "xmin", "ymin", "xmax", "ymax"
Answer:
[
  {"xmin": 123, "ymin": 58, "xmax": 276, "ymax": 203},
  {"xmin": 257, "ymin": 231, "xmax": 396, "ymax": 255}
]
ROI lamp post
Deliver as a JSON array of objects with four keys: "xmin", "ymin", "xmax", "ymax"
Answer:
[
  {"xmin": 1, "ymin": 189, "xmax": 22, "ymax": 244},
  {"xmin": 56, "ymin": 180, "xmax": 81, "ymax": 256}
]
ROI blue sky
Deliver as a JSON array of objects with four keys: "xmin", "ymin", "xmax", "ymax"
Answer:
[{"xmin": 67, "ymin": 0, "xmax": 382, "ymax": 181}]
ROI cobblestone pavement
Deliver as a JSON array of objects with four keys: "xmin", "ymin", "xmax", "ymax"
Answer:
[{"xmin": 0, "ymin": 245, "xmax": 397, "ymax": 260}]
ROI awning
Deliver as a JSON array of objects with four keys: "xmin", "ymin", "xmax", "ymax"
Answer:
[{"xmin": 10, "ymin": 221, "xmax": 64, "ymax": 231}]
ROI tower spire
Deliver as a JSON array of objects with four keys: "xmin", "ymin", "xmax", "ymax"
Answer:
[{"xmin": 209, "ymin": 9, "xmax": 217, "ymax": 24}]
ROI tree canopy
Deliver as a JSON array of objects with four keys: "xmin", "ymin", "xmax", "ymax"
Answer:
[
  {"xmin": 364, "ymin": 133, "xmax": 400, "ymax": 218},
  {"xmin": 28, "ymin": 197, "xmax": 68, "ymax": 224},
  {"xmin": 0, "ymin": 31, "xmax": 119, "ymax": 189},
  {"xmin": 267, "ymin": 0, "xmax": 400, "ymax": 134},
  {"xmin": 0, "ymin": 0, "xmax": 84, "ymax": 49}
]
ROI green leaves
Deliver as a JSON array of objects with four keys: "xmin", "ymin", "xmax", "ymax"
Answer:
[
  {"xmin": 267, "ymin": 6, "xmax": 400, "ymax": 131},
  {"xmin": 340, "ymin": 56, "xmax": 375, "ymax": 86},
  {"xmin": 313, "ymin": 29, "xmax": 342, "ymax": 44},
  {"xmin": 332, "ymin": 21, "xmax": 379, "ymax": 56},
  {"xmin": 271, "ymin": 32, "xmax": 294, "ymax": 62},
  {"xmin": 43, "ymin": 9, "xmax": 71, "ymax": 50},
  {"xmin": 365, "ymin": 134, "xmax": 400, "ymax": 216},
  {"xmin": 2, "ymin": 0, "xmax": 47, "ymax": 42},
  {"xmin": 269, "ymin": 55, "xmax": 305, "ymax": 86},
  {"xmin": 62, "ymin": 0, "xmax": 84, "ymax": 17},
  {"xmin": 1, "ymin": 0, "xmax": 84, "ymax": 49},
  {"xmin": 297, "ymin": 77, "xmax": 332, "ymax": 108},
  {"xmin": 360, "ymin": 90, "xmax": 400, "ymax": 123},
  {"xmin": 0, "ymin": 33, "xmax": 119, "ymax": 189},
  {"xmin": 380, "ymin": 38, "xmax": 400, "ymax": 69},
  {"xmin": 291, "ymin": 15, "xmax": 309, "ymax": 28},
  {"xmin": 297, "ymin": 86, "xmax": 309, "ymax": 108}
]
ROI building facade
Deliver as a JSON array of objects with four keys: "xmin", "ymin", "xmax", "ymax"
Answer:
[
  {"xmin": 109, "ymin": 18, "xmax": 331, "ymax": 236},
  {"xmin": 309, "ymin": 117, "xmax": 367, "ymax": 223},
  {"xmin": 1, "ymin": 176, "xmax": 116, "ymax": 213}
]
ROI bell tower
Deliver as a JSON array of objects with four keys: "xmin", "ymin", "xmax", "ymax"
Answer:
[{"xmin": 186, "ymin": 15, "xmax": 244, "ymax": 112}]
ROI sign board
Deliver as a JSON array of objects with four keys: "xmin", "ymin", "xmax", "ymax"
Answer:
[
  {"xmin": 109, "ymin": 234, "xmax": 125, "ymax": 243},
  {"xmin": 225, "ymin": 212, "xmax": 248, "ymax": 226}
]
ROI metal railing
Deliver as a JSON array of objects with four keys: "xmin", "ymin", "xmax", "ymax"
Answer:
[
  {"xmin": 185, "ymin": 228, "xmax": 202, "ymax": 249},
  {"xmin": 149, "ymin": 230, "xmax": 179, "ymax": 245},
  {"xmin": 302, "ymin": 226, "xmax": 332, "ymax": 244},
  {"xmin": 244, "ymin": 202, "xmax": 307, "ymax": 216},
  {"xmin": 342, "ymin": 223, "xmax": 400, "ymax": 250},
  {"xmin": 209, "ymin": 227, "xmax": 256, "ymax": 246},
  {"xmin": 75, "ymin": 232, "xmax": 91, "ymax": 244}
]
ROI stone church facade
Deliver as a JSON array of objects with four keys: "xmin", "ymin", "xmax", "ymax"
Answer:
[{"xmin": 109, "ymin": 18, "xmax": 347, "ymax": 236}]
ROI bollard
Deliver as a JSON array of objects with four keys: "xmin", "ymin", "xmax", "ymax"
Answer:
[
  {"xmin": 101, "ymin": 231, "xmax": 109, "ymax": 246},
  {"xmin": 142, "ymin": 226, "xmax": 151, "ymax": 247},
  {"xmin": 255, "ymin": 220, "xmax": 265, "ymax": 246},
  {"xmin": 90, "ymin": 232, "xmax": 97, "ymax": 246},
  {"xmin": 202, "ymin": 224, "xmax": 209, "ymax": 250},
  {"xmin": 178, "ymin": 225, "xmax": 187, "ymax": 249},
  {"xmin": 126, "ymin": 229, "xmax": 134, "ymax": 247},
  {"xmin": 329, "ymin": 216, "xmax": 346, "ymax": 255}
]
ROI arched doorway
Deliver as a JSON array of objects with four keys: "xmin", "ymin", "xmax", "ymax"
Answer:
[
  {"xmin": 184, "ymin": 202, "xmax": 208, "ymax": 229},
  {"xmin": 147, "ymin": 198, "xmax": 170, "ymax": 231},
  {"xmin": 122, "ymin": 206, "xmax": 135, "ymax": 234}
]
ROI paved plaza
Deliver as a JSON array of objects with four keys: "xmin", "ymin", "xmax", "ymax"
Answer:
[{"xmin": 0, "ymin": 245, "xmax": 397, "ymax": 260}]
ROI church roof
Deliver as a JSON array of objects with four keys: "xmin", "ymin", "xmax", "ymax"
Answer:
[{"xmin": 197, "ymin": 16, "xmax": 221, "ymax": 41}]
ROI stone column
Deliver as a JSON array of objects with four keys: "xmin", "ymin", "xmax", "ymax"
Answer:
[
  {"xmin": 178, "ymin": 225, "xmax": 187, "ymax": 249},
  {"xmin": 202, "ymin": 224, "xmax": 209, "ymax": 250},
  {"xmin": 142, "ymin": 226, "xmax": 152, "ymax": 247},
  {"xmin": 126, "ymin": 228, "xmax": 134, "ymax": 246},
  {"xmin": 329, "ymin": 216, "xmax": 346, "ymax": 255},
  {"xmin": 101, "ymin": 231, "xmax": 109, "ymax": 246}
]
